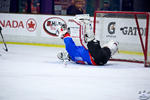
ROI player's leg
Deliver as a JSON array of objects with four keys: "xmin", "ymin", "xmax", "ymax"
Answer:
[
  {"xmin": 102, "ymin": 40, "xmax": 119, "ymax": 56},
  {"xmin": 64, "ymin": 37, "xmax": 78, "ymax": 57},
  {"xmin": 56, "ymin": 24, "xmax": 79, "ymax": 61},
  {"xmin": 74, "ymin": 14, "xmax": 119, "ymax": 64},
  {"xmin": 87, "ymin": 40, "xmax": 111, "ymax": 65},
  {"xmin": 74, "ymin": 14, "xmax": 95, "ymax": 43},
  {"xmin": 87, "ymin": 40, "xmax": 119, "ymax": 65}
]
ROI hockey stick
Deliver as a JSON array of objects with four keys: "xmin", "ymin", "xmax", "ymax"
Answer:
[{"xmin": 0, "ymin": 26, "xmax": 8, "ymax": 52}]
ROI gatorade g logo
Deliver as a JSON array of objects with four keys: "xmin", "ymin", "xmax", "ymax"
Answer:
[
  {"xmin": 43, "ymin": 17, "xmax": 67, "ymax": 36},
  {"xmin": 108, "ymin": 22, "xmax": 116, "ymax": 34}
]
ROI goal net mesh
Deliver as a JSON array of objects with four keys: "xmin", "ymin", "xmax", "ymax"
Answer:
[{"xmin": 94, "ymin": 11, "xmax": 150, "ymax": 67}]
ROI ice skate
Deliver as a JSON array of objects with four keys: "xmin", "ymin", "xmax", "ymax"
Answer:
[
  {"xmin": 102, "ymin": 40, "xmax": 119, "ymax": 56},
  {"xmin": 56, "ymin": 24, "xmax": 69, "ymax": 39},
  {"xmin": 57, "ymin": 51, "xmax": 70, "ymax": 61}
]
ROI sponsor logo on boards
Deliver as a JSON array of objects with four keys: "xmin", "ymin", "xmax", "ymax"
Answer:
[
  {"xmin": 106, "ymin": 22, "xmax": 116, "ymax": 38},
  {"xmin": 0, "ymin": 20, "xmax": 24, "ymax": 28},
  {"xmin": 120, "ymin": 27, "xmax": 146, "ymax": 36},
  {"xmin": 0, "ymin": 18, "xmax": 37, "ymax": 32},
  {"xmin": 106, "ymin": 21, "xmax": 146, "ymax": 38},
  {"xmin": 43, "ymin": 17, "xmax": 67, "ymax": 36},
  {"xmin": 26, "ymin": 18, "xmax": 37, "ymax": 32}
]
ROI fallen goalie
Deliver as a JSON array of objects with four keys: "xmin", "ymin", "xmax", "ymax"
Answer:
[{"xmin": 57, "ymin": 14, "xmax": 119, "ymax": 65}]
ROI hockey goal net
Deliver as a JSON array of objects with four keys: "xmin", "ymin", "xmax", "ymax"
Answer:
[{"xmin": 94, "ymin": 11, "xmax": 150, "ymax": 67}]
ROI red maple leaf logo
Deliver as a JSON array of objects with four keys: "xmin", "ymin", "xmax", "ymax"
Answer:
[
  {"xmin": 28, "ymin": 21, "xmax": 35, "ymax": 29},
  {"xmin": 26, "ymin": 18, "xmax": 37, "ymax": 32}
]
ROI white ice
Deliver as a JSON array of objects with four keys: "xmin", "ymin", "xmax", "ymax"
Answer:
[{"xmin": 0, "ymin": 44, "xmax": 150, "ymax": 100}]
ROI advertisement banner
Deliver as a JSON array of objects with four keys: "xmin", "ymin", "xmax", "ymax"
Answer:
[
  {"xmin": 0, "ymin": 13, "xmax": 147, "ymax": 49},
  {"xmin": 0, "ymin": 13, "xmax": 81, "ymax": 37},
  {"xmin": 41, "ymin": 15, "xmax": 80, "ymax": 38},
  {"xmin": 0, "ymin": 13, "xmax": 82, "ymax": 45},
  {"xmin": 0, "ymin": 13, "xmax": 37, "ymax": 36},
  {"xmin": 96, "ymin": 17, "xmax": 146, "ymax": 44}
]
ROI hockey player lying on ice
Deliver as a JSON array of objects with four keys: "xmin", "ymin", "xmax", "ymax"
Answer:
[{"xmin": 57, "ymin": 14, "xmax": 119, "ymax": 65}]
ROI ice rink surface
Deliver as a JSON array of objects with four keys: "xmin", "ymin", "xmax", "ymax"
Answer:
[{"xmin": 0, "ymin": 44, "xmax": 150, "ymax": 100}]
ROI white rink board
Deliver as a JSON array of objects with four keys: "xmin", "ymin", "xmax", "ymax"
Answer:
[
  {"xmin": 0, "ymin": 13, "xmax": 82, "ymax": 45},
  {"xmin": 95, "ymin": 17, "xmax": 147, "ymax": 52},
  {"xmin": 0, "ymin": 13, "xmax": 147, "ymax": 50},
  {"xmin": 0, "ymin": 13, "xmax": 149, "ymax": 63}
]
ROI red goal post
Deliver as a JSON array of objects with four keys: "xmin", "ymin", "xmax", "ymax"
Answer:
[{"xmin": 93, "ymin": 11, "xmax": 150, "ymax": 67}]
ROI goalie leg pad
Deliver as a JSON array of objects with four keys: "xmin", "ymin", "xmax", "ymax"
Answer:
[
  {"xmin": 74, "ymin": 14, "xmax": 95, "ymax": 43},
  {"xmin": 102, "ymin": 40, "xmax": 119, "ymax": 56}
]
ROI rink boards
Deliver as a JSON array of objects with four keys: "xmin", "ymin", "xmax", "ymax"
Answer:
[{"xmin": 0, "ymin": 13, "xmax": 149, "ymax": 64}]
